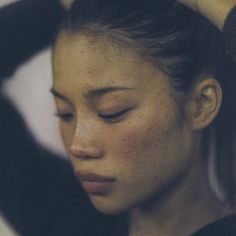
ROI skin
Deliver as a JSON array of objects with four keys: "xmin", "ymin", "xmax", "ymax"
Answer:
[
  {"xmin": 177, "ymin": 0, "xmax": 236, "ymax": 30},
  {"xmin": 52, "ymin": 33, "xmax": 224, "ymax": 236},
  {"xmin": 59, "ymin": 0, "xmax": 74, "ymax": 9}
]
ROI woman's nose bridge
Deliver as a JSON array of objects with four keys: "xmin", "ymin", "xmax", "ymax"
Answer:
[
  {"xmin": 75, "ymin": 118, "xmax": 90, "ymax": 137},
  {"xmin": 72, "ymin": 121, "xmax": 91, "ymax": 146},
  {"xmin": 69, "ymin": 117, "xmax": 102, "ymax": 158}
]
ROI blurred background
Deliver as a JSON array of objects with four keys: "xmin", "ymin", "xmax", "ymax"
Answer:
[
  {"xmin": 1, "ymin": 0, "xmax": 66, "ymax": 157},
  {"xmin": 0, "ymin": 1, "xmax": 66, "ymax": 235}
]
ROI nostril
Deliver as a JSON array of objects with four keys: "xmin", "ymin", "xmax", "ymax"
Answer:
[
  {"xmin": 70, "ymin": 145, "xmax": 88, "ymax": 159},
  {"xmin": 69, "ymin": 145, "xmax": 104, "ymax": 160}
]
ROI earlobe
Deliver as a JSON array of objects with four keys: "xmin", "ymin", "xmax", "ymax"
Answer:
[{"xmin": 188, "ymin": 78, "xmax": 222, "ymax": 130}]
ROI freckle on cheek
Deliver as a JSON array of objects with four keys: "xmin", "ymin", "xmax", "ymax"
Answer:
[{"xmin": 118, "ymin": 127, "xmax": 151, "ymax": 161}]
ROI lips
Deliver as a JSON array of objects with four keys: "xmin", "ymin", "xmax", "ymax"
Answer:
[{"xmin": 75, "ymin": 171, "xmax": 115, "ymax": 194}]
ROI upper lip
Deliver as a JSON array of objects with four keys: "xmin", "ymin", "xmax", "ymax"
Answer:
[{"xmin": 75, "ymin": 171, "xmax": 115, "ymax": 182}]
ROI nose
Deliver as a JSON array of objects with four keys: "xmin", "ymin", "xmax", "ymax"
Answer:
[
  {"xmin": 70, "ymin": 144, "xmax": 104, "ymax": 160},
  {"xmin": 69, "ymin": 122, "xmax": 104, "ymax": 160}
]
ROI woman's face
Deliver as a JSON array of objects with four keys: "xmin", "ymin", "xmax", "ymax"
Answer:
[{"xmin": 52, "ymin": 33, "xmax": 195, "ymax": 215}]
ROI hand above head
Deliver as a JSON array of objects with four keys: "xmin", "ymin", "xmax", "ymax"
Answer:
[{"xmin": 176, "ymin": 0, "xmax": 236, "ymax": 30}]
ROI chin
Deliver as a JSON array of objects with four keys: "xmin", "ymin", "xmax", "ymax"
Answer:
[{"xmin": 89, "ymin": 195, "xmax": 129, "ymax": 216}]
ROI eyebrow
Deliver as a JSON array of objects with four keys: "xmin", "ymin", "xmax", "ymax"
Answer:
[
  {"xmin": 50, "ymin": 88, "xmax": 68, "ymax": 101},
  {"xmin": 85, "ymin": 86, "xmax": 134, "ymax": 99},
  {"xmin": 50, "ymin": 86, "xmax": 135, "ymax": 100}
]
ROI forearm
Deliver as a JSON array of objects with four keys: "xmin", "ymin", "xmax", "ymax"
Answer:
[{"xmin": 0, "ymin": 0, "xmax": 65, "ymax": 78}]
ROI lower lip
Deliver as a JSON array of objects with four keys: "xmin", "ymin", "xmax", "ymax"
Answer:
[{"xmin": 81, "ymin": 181, "xmax": 114, "ymax": 194}]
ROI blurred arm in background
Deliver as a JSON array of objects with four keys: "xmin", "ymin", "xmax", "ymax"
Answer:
[{"xmin": 0, "ymin": 1, "xmax": 100, "ymax": 235}]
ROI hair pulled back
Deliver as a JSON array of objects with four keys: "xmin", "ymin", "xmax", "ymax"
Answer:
[{"xmin": 58, "ymin": 0, "xmax": 236, "ymax": 205}]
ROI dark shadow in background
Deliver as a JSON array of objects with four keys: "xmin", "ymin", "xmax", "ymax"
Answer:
[{"xmin": 0, "ymin": 1, "xmax": 105, "ymax": 235}]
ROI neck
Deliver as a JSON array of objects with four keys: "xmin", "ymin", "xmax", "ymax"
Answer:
[{"xmin": 128, "ymin": 157, "xmax": 227, "ymax": 236}]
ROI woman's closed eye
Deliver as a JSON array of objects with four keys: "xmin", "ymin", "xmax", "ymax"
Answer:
[
  {"xmin": 55, "ymin": 111, "xmax": 74, "ymax": 122},
  {"xmin": 98, "ymin": 107, "xmax": 133, "ymax": 123}
]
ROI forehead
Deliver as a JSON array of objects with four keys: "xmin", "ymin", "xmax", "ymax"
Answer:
[{"xmin": 53, "ymin": 33, "xmax": 170, "ymax": 96}]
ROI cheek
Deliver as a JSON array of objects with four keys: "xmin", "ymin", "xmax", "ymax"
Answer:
[
  {"xmin": 106, "ymin": 113, "xmax": 171, "ymax": 166},
  {"xmin": 119, "ymin": 123, "xmax": 154, "ymax": 159},
  {"xmin": 59, "ymin": 122, "xmax": 74, "ymax": 153},
  {"xmin": 113, "ymin": 94, "xmax": 178, "ymax": 159},
  {"xmin": 104, "ymin": 104, "xmax": 190, "ymax": 178}
]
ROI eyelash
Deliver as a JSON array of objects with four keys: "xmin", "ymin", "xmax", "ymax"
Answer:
[
  {"xmin": 55, "ymin": 112, "xmax": 74, "ymax": 122},
  {"xmin": 55, "ymin": 108, "xmax": 132, "ymax": 123},
  {"xmin": 99, "ymin": 108, "xmax": 132, "ymax": 123}
]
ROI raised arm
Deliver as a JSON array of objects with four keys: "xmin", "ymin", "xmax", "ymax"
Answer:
[{"xmin": 0, "ymin": 0, "xmax": 65, "ymax": 79}]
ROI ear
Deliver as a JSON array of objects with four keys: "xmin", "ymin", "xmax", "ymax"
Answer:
[{"xmin": 186, "ymin": 78, "xmax": 222, "ymax": 130}]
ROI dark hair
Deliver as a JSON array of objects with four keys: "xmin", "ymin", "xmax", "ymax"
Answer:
[{"xmin": 57, "ymin": 0, "xmax": 236, "ymax": 205}]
